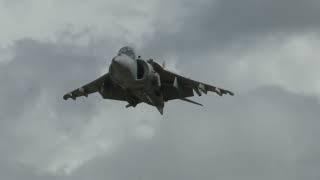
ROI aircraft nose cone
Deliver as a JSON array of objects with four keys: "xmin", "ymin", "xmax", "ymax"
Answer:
[
  {"xmin": 110, "ymin": 58, "xmax": 125, "ymax": 75},
  {"xmin": 112, "ymin": 56, "xmax": 131, "ymax": 70},
  {"xmin": 111, "ymin": 58, "xmax": 122, "ymax": 69},
  {"xmin": 109, "ymin": 55, "xmax": 136, "ymax": 84}
]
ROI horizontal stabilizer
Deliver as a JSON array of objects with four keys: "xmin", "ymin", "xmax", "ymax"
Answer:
[{"xmin": 179, "ymin": 98, "xmax": 203, "ymax": 106}]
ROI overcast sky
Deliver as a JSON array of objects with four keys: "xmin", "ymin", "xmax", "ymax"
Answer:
[{"xmin": 1, "ymin": 0, "xmax": 320, "ymax": 179}]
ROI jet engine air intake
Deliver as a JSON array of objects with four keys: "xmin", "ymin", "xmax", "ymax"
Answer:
[{"xmin": 136, "ymin": 59, "xmax": 148, "ymax": 80}]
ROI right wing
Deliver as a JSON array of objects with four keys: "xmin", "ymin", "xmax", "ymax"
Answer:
[
  {"xmin": 63, "ymin": 73, "xmax": 108, "ymax": 100},
  {"xmin": 63, "ymin": 73, "xmax": 126, "ymax": 101},
  {"xmin": 149, "ymin": 60, "xmax": 234, "ymax": 101}
]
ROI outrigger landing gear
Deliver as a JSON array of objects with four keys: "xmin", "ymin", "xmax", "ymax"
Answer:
[{"xmin": 125, "ymin": 98, "xmax": 138, "ymax": 108}]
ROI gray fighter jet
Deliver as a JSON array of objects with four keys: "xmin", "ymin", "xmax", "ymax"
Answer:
[{"xmin": 63, "ymin": 46, "xmax": 234, "ymax": 114}]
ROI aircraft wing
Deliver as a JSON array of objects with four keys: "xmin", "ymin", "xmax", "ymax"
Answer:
[
  {"xmin": 149, "ymin": 60, "xmax": 234, "ymax": 101},
  {"xmin": 63, "ymin": 73, "xmax": 126, "ymax": 101},
  {"xmin": 63, "ymin": 73, "xmax": 108, "ymax": 100}
]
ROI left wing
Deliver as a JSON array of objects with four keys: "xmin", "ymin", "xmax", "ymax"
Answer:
[
  {"xmin": 63, "ymin": 73, "xmax": 108, "ymax": 100},
  {"xmin": 149, "ymin": 60, "xmax": 234, "ymax": 101}
]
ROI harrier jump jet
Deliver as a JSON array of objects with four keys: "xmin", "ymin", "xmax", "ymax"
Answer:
[{"xmin": 63, "ymin": 46, "xmax": 234, "ymax": 114}]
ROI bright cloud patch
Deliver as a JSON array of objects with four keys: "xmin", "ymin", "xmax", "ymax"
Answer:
[{"xmin": 223, "ymin": 34, "xmax": 320, "ymax": 96}]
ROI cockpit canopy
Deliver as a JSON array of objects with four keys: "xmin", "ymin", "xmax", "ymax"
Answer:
[{"xmin": 117, "ymin": 46, "xmax": 136, "ymax": 60}]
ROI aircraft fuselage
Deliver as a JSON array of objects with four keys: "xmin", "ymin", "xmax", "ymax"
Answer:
[
  {"xmin": 63, "ymin": 46, "xmax": 234, "ymax": 115},
  {"xmin": 108, "ymin": 53, "xmax": 164, "ymax": 113}
]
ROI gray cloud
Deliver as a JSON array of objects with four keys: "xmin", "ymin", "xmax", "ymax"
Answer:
[
  {"xmin": 0, "ymin": 38, "xmax": 123, "ymax": 173},
  {"xmin": 60, "ymin": 87, "xmax": 320, "ymax": 180},
  {"xmin": 143, "ymin": 0, "xmax": 320, "ymax": 55}
]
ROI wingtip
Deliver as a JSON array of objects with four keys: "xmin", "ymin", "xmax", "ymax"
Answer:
[
  {"xmin": 63, "ymin": 93, "xmax": 74, "ymax": 100},
  {"xmin": 219, "ymin": 90, "xmax": 234, "ymax": 96},
  {"xmin": 63, "ymin": 94, "xmax": 69, "ymax": 100}
]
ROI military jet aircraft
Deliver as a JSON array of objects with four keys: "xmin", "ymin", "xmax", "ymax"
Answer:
[{"xmin": 63, "ymin": 46, "xmax": 234, "ymax": 114}]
